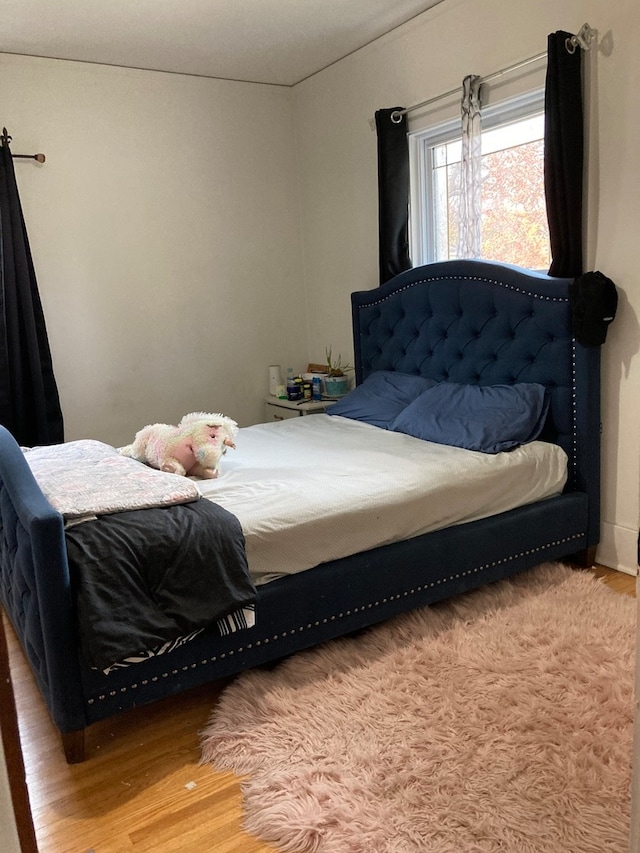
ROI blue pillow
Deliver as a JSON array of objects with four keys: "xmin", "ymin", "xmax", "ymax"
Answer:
[
  {"xmin": 390, "ymin": 382, "xmax": 550, "ymax": 453},
  {"xmin": 327, "ymin": 370, "xmax": 438, "ymax": 429}
]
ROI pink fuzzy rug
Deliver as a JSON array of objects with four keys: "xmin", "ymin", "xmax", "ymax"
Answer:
[{"xmin": 200, "ymin": 563, "xmax": 635, "ymax": 852}]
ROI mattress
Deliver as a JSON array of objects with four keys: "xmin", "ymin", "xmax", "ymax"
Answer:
[{"xmin": 196, "ymin": 414, "xmax": 568, "ymax": 583}]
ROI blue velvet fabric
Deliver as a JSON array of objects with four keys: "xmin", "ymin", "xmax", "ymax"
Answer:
[{"xmin": 0, "ymin": 425, "xmax": 85, "ymax": 732}]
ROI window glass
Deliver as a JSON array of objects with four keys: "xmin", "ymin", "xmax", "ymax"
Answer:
[{"xmin": 409, "ymin": 90, "xmax": 550, "ymax": 270}]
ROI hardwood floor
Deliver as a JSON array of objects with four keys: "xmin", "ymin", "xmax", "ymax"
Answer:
[
  {"xmin": 5, "ymin": 618, "xmax": 279, "ymax": 853},
  {"xmin": 6, "ymin": 564, "xmax": 636, "ymax": 853},
  {"xmin": 590, "ymin": 564, "xmax": 636, "ymax": 596}
]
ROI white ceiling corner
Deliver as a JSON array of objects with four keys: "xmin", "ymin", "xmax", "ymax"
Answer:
[{"xmin": 1, "ymin": 0, "xmax": 445, "ymax": 86}]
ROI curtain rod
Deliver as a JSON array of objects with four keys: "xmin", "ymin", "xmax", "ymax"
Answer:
[
  {"xmin": 12, "ymin": 152, "xmax": 46, "ymax": 163},
  {"xmin": 1, "ymin": 127, "xmax": 46, "ymax": 163},
  {"xmin": 389, "ymin": 22, "xmax": 596, "ymax": 124}
]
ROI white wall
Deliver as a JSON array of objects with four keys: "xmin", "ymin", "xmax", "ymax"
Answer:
[
  {"xmin": 1, "ymin": 54, "xmax": 306, "ymax": 445},
  {"xmin": 293, "ymin": 0, "xmax": 640, "ymax": 574}
]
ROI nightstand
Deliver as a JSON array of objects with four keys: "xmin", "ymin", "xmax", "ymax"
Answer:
[{"xmin": 264, "ymin": 396, "xmax": 329, "ymax": 422}]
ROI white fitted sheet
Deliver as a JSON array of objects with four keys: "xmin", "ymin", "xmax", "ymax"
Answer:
[{"xmin": 196, "ymin": 414, "xmax": 568, "ymax": 582}]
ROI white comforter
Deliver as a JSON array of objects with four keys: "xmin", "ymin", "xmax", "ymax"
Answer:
[{"xmin": 196, "ymin": 414, "xmax": 568, "ymax": 582}]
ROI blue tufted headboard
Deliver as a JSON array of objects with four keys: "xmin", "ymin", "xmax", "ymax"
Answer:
[{"xmin": 351, "ymin": 260, "xmax": 600, "ymax": 544}]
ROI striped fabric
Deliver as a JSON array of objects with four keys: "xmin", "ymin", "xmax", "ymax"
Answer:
[{"xmin": 100, "ymin": 604, "xmax": 256, "ymax": 674}]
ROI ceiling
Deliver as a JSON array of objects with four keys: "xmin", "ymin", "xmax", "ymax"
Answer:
[{"xmin": 1, "ymin": 0, "xmax": 445, "ymax": 87}]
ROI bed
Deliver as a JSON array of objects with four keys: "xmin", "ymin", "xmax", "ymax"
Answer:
[{"xmin": 0, "ymin": 259, "xmax": 600, "ymax": 763}]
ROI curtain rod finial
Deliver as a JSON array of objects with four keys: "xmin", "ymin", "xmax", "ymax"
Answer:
[{"xmin": 566, "ymin": 23, "xmax": 596, "ymax": 54}]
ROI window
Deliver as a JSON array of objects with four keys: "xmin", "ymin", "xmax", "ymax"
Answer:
[{"xmin": 409, "ymin": 90, "xmax": 550, "ymax": 269}]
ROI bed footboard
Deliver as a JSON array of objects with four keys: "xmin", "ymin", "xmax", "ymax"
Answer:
[{"xmin": 0, "ymin": 426, "xmax": 86, "ymax": 737}]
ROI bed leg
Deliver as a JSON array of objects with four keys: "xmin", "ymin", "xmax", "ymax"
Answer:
[
  {"xmin": 61, "ymin": 729, "xmax": 85, "ymax": 764},
  {"xmin": 568, "ymin": 545, "xmax": 598, "ymax": 568}
]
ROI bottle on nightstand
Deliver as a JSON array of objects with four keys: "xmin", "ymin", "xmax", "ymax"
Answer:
[{"xmin": 286, "ymin": 368, "xmax": 296, "ymax": 401}]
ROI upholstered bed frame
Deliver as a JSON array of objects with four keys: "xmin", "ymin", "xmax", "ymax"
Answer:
[{"xmin": 0, "ymin": 259, "xmax": 600, "ymax": 762}]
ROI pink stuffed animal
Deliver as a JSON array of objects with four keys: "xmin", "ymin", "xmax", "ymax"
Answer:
[{"xmin": 119, "ymin": 412, "xmax": 238, "ymax": 479}]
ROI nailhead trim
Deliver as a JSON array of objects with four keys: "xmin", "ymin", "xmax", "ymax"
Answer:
[
  {"xmin": 356, "ymin": 275, "xmax": 570, "ymax": 310},
  {"xmin": 87, "ymin": 533, "xmax": 582, "ymax": 705}
]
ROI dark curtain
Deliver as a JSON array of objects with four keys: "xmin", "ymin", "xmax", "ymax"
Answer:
[
  {"xmin": 375, "ymin": 108, "xmax": 412, "ymax": 285},
  {"xmin": 0, "ymin": 130, "xmax": 64, "ymax": 445},
  {"xmin": 544, "ymin": 31, "xmax": 584, "ymax": 278}
]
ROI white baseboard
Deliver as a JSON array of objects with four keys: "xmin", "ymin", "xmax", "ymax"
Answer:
[{"xmin": 597, "ymin": 521, "xmax": 638, "ymax": 575}]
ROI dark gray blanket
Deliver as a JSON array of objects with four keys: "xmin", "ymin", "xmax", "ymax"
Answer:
[{"xmin": 65, "ymin": 499, "xmax": 256, "ymax": 670}]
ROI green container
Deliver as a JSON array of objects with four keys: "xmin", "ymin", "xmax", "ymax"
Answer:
[{"xmin": 323, "ymin": 375, "xmax": 350, "ymax": 398}]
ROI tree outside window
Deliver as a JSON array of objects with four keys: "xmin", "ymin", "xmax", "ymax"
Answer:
[{"xmin": 410, "ymin": 91, "xmax": 550, "ymax": 270}]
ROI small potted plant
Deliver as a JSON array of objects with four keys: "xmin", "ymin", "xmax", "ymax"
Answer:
[{"xmin": 323, "ymin": 347, "xmax": 353, "ymax": 397}]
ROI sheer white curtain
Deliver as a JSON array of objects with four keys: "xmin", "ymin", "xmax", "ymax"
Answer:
[{"xmin": 456, "ymin": 75, "xmax": 482, "ymax": 259}]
